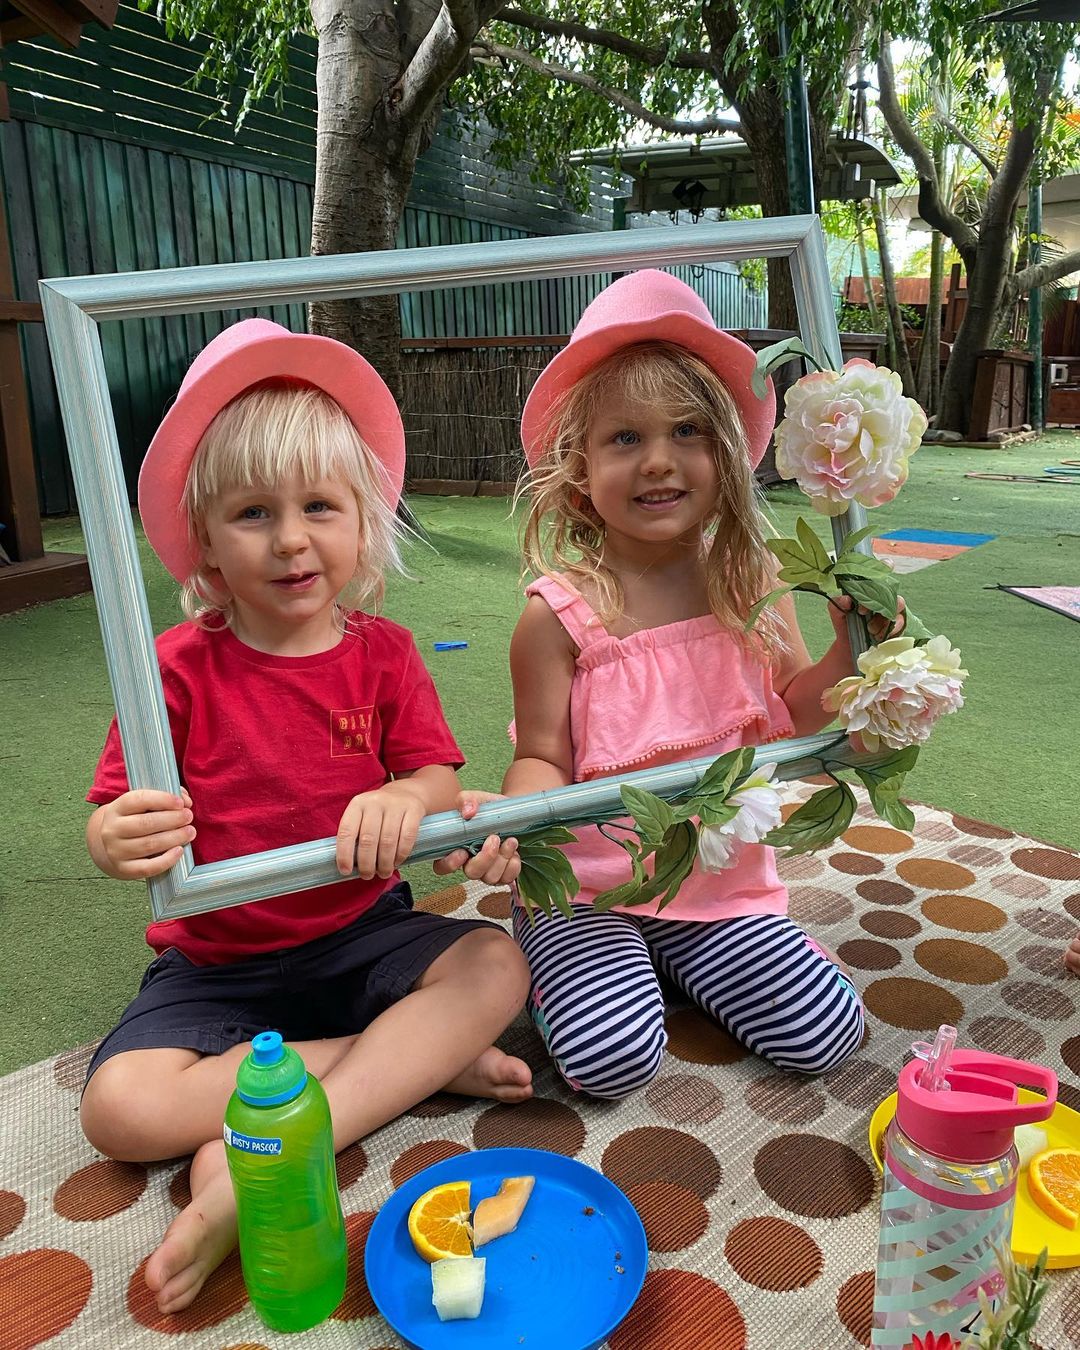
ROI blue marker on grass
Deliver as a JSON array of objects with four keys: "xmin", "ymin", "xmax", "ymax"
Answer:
[{"xmin": 433, "ymin": 641, "xmax": 468, "ymax": 651}]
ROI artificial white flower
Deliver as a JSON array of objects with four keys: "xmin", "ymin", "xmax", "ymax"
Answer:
[
  {"xmin": 774, "ymin": 359, "xmax": 927, "ymax": 516},
  {"xmin": 697, "ymin": 764, "xmax": 784, "ymax": 872},
  {"xmin": 823, "ymin": 635, "xmax": 967, "ymax": 751}
]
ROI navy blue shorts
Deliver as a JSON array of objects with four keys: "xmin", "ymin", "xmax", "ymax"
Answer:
[{"xmin": 85, "ymin": 883, "xmax": 501, "ymax": 1086}]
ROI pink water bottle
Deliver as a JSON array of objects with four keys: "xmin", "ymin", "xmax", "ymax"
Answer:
[{"xmin": 871, "ymin": 1025, "xmax": 1057, "ymax": 1348}]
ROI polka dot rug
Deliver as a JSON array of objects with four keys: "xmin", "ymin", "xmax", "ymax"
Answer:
[{"xmin": 3, "ymin": 788, "xmax": 1080, "ymax": 1350}]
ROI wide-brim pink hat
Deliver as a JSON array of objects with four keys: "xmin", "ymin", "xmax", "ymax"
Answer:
[
  {"xmin": 138, "ymin": 318, "xmax": 406, "ymax": 582},
  {"xmin": 521, "ymin": 269, "xmax": 775, "ymax": 469}
]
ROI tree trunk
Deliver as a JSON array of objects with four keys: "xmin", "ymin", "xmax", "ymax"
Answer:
[
  {"xmin": 871, "ymin": 189, "xmax": 916, "ymax": 396},
  {"xmin": 936, "ymin": 209, "xmax": 1017, "ymax": 433},
  {"xmin": 308, "ymin": 0, "xmax": 442, "ymax": 403},
  {"xmin": 855, "ymin": 203, "xmax": 878, "ymax": 323},
  {"xmin": 916, "ymin": 230, "xmax": 944, "ymax": 413}
]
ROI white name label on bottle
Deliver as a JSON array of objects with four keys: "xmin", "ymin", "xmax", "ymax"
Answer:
[{"xmin": 224, "ymin": 1123, "xmax": 282, "ymax": 1155}]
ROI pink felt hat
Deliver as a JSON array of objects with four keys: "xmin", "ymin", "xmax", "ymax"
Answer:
[
  {"xmin": 521, "ymin": 269, "xmax": 775, "ymax": 469},
  {"xmin": 138, "ymin": 318, "xmax": 406, "ymax": 582}
]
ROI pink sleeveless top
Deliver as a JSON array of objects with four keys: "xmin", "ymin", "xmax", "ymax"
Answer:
[{"xmin": 512, "ymin": 573, "xmax": 797, "ymax": 922}]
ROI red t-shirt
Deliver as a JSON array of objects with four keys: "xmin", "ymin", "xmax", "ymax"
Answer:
[{"xmin": 88, "ymin": 615, "xmax": 463, "ymax": 965}]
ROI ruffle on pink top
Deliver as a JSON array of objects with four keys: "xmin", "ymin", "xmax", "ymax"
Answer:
[{"xmin": 510, "ymin": 573, "xmax": 796, "ymax": 922}]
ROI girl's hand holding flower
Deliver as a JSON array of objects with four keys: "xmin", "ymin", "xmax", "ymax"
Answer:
[{"xmin": 828, "ymin": 591, "xmax": 908, "ymax": 645}]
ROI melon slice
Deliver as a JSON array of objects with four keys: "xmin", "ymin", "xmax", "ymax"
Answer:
[
  {"xmin": 431, "ymin": 1256, "xmax": 486, "ymax": 1321},
  {"xmin": 471, "ymin": 1175, "xmax": 536, "ymax": 1248}
]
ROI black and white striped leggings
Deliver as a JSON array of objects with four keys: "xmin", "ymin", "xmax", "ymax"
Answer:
[{"xmin": 512, "ymin": 905, "xmax": 865, "ymax": 1099}]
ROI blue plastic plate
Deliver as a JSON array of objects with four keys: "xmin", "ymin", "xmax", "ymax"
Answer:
[{"xmin": 364, "ymin": 1146, "xmax": 648, "ymax": 1350}]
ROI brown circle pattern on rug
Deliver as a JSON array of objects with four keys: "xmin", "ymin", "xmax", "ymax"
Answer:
[
  {"xmin": 1015, "ymin": 906, "xmax": 1077, "ymax": 940},
  {"xmin": 836, "ymin": 1268, "xmax": 875, "ymax": 1347},
  {"xmin": 414, "ymin": 883, "xmax": 466, "ymax": 914},
  {"xmin": 969, "ymin": 1015, "xmax": 1046, "ymax": 1061},
  {"xmin": 843, "ymin": 825, "xmax": 912, "ymax": 854},
  {"xmin": 952, "ymin": 814, "xmax": 1014, "ymax": 840},
  {"xmin": 128, "ymin": 1249, "xmax": 248, "ymax": 1331},
  {"xmin": 788, "ymin": 886, "xmax": 855, "ymax": 925},
  {"xmin": 666, "ymin": 1008, "xmax": 748, "ymax": 1064},
  {"xmin": 856, "ymin": 879, "xmax": 915, "ymax": 906},
  {"xmin": 0, "ymin": 1189, "xmax": 26, "ymax": 1239},
  {"xmin": 1062, "ymin": 1034, "xmax": 1080, "ymax": 1078},
  {"xmin": 335, "ymin": 1141, "xmax": 367, "ymax": 1193},
  {"xmin": 1065, "ymin": 892, "xmax": 1080, "ymax": 921},
  {"xmin": 54, "ymin": 1159, "xmax": 147, "ymax": 1222},
  {"xmin": 725, "ymin": 1215, "xmax": 823, "ymax": 1292},
  {"xmin": 1012, "ymin": 847, "xmax": 1080, "ymax": 881},
  {"xmin": 861, "ymin": 909, "xmax": 921, "ymax": 939},
  {"xmin": 389, "ymin": 1140, "xmax": 469, "ymax": 1189},
  {"xmin": 52, "ymin": 1043, "xmax": 94, "ymax": 1093},
  {"xmin": 753, "ymin": 1134, "xmax": 874, "ymax": 1218},
  {"xmin": 836, "ymin": 939, "xmax": 902, "ymax": 971},
  {"xmin": 830, "ymin": 852, "xmax": 885, "ymax": 876},
  {"xmin": 1017, "ymin": 943, "xmax": 1070, "ymax": 981},
  {"xmin": 863, "ymin": 977, "xmax": 964, "ymax": 1030},
  {"xmin": 992, "ymin": 871, "xmax": 1051, "ymax": 900},
  {"xmin": 602, "ymin": 1126, "xmax": 722, "ymax": 1199},
  {"xmin": 897, "ymin": 858, "xmax": 976, "ymax": 890},
  {"xmin": 915, "ymin": 937, "xmax": 1009, "ymax": 985},
  {"xmin": 915, "ymin": 818, "xmax": 960, "ymax": 842},
  {"xmin": 332, "ymin": 1210, "xmax": 376, "ymax": 1321},
  {"xmin": 477, "ymin": 888, "xmax": 512, "ymax": 919},
  {"xmin": 169, "ymin": 1164, "xmax": 191, "ymax": 1210},
  {"xmin": 645, "ymin": 1073, "xmax": 725, "ymax": 1125},
  {"xmin": 948, "ymin": 843, "xmax": 1006, "ymax": 868},
  {"xmin": 407, "ymin": 1090, "xmax": 471, "ymax": 1119},
  {"xmin": 0, "ymin": 1249, "xmax": 93, "ymax": 1350},
  {"xmin": 1000, "ymin": 980, "xmax": 1075, "ymax": 1021},
  {"xmin": 776, "ymin": 854, "xmax": 827, "ymax": 880},
  {"xmin": 921, "ymin": 894, "xmax": 1007, "ymax": 933},
  {"xmin": 825, "ymin": 1059, "xmax": 896, "ymax": 1111},
  {"xmin": 624, "ymin": 1179, "xmax": 709, "ymax": 1252},
  {"xmin": 608, "ymin": 1269, "xmax": 746, "ymax": 1350},
  {"xmin": 473, "ymin": 1097, "xmax": 586, "ymax": 1155},
  {"xmin": 745, "ymin": 1073, "xmax": 827, "ymax": 1126}
]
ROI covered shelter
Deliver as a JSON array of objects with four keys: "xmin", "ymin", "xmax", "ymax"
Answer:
[{"xmin": 570, "ymin": 134, "xmax": 902, "ymax": 219}]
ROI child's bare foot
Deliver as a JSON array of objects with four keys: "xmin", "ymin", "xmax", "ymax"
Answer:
[
  {"xmin": 445, "ymin": 1046, "xmax": 533, "ymax": 1103},
  {"xmin": 144, "ymin": 1139, "xmax": 237, "ymax": 1314},
  {"xmin": 1066, "ymin": 936, "xmax": 1080, "ymax": 976}
]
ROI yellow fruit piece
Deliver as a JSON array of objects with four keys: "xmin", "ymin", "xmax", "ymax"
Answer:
[
  {"xmin": 1028, "ymin": 1147, "xmax": 1080, "ymax": 1230},
  {"xmin": 472, "ymin": 1175, "xmax": 536, "ymax": 1249},
  {"xmin": 408, "ymin": 1181, "xmax": 473, "ymax": 1262}
]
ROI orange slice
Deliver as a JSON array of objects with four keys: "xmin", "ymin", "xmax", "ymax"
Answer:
[
  {"xmin": 408, "ymin": 1181, "xmax": 473, "ymax": 1262},
  {"xmin": 1028, "ymin": 1147, "xmax": 1080, "ymax": 1230}
]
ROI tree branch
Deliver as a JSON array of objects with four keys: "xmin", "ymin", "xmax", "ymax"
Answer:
[
  {"xmin": 935, "ymin": 113, "xmax": 997, "ymax": 179},
  {"xmin": 877, "ymin": 36, "xmax": 978, "ymax": 271},
  {"xmin": 1006, "ymin": 250, "xmax": 1080, "ymax": 302},
  {"xmin": 475, "ymin": 41, "xmax": 740, "ymax": 134},
  {"xmin": 398, "ymin": 0, "xmax": 499, "ymax": 123},
  {"xmin": 985, "ymin": 62, "xmax": 1056, "ymax": 225},
  {"xmin": 492, "ymin": 6, "xmax": 713, "ymax": 71}
]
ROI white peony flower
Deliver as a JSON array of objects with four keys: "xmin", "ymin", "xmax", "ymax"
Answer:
[
  {"xmin": 774, "ymin": 359, "xmax": 928, "ymax": 516},
  {"xmin": 823, "ymin": 635, "xmax": 967, "ymax": 751},
  {"xmin": 698, "ymin": 764, "xmax": 784, "ymax": 872}
]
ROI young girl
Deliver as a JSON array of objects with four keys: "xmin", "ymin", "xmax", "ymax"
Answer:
[
  {"xmin": 448, "ymin": 270, "xmax": 901, "ymax": 1100},
  {"xmin": 83, "ymin": 318, "xmax": 531, "ymax": 1314}
]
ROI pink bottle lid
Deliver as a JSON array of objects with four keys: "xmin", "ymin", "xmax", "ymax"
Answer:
[{"xmin": 896, "ymin": 1045, "xmax": 1057, "ymax": 1163}]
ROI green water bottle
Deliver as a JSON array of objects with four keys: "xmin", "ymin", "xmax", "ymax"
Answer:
[{"xmin": 224, "ymin": 1031, "xmax": 347, "ymax": 1331}]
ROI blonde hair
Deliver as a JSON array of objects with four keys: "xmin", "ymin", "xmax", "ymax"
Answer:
[
  {"xmin": 180, "ymin": 381, "xmax": 404, "ymax": 629},
  {"xmin": 520, "ymin": 341, "xmax": 782, "ymax": 653}
]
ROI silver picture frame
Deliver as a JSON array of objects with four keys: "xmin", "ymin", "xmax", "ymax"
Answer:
[{"xmin": 41, "ymin": 216, "xmax": 868, "ymax": 921}]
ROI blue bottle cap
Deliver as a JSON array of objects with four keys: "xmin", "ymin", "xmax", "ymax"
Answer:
[{"xmin": 236, "ymin": 1031, "xmax": 307, "ymax": 1106}]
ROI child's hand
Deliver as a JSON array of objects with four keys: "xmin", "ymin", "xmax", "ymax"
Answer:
[
  {"xmin": 336, "ymin": 783, "xmax": 428, "ymax": 880},
  {"xmin": 829, "ymin": 593, "xmax": 907, "ymax": 644},
  {"xmin": 87, "ymin": 788, "xmax": 195, "ymax": 880},
  {"xmin": 432, "ymin": 791, "xmax": 521, "ymax": 886}
]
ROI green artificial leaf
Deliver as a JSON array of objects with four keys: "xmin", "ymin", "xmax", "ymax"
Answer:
[
  {"xmin": 832, "ymin": 554, "xmax": 897, "ymax": 583},
  {"xmin": 767, "ymin": 535, "xmax": 818, "ymax": 573},
  {"xmin": 763, "ymin": 781, "xmax": 857, "ymax": 855},
  {"xmin": 795, "ymin": 516, "xmax": 833, "ymax": 574},
  {"xmin": 516, "ymin": 831, "xmax": 580, "ymax": 922},
  {"xmin": 620, "ymin": 785, "xmax": 675, "ymax": 844},
  {"xmin": 838, "ymin": 573, "xmax": 900, "ymax": 620},
  {"xmin": 901, "ymin": 608, "xmax": 933, "ymax": 641},
  {"xmin": 865, "ymin": 774, "xmax": 916, "ymax": 832},
  {"xmin": 744, "ymin": 586, "xmax": 793, "ymax": 631},
  {"xmin": 842, "ymin": 744, "xmax": 920, "ymax": 788},
  {"xmin": 684, "ymin": 745, "xmax": 755, "ymax": 808},
  {"xmin": 836, "ymin": 524, "xmax": 877, "ymax": 558},
  {"xmin": 593, "ymin": 821, "xmax": 699, "ymax": 913},
  {"xmin": 751, "ymin": 336, "xmax": 826, "ymax": 400},
  {"xmin": 591, "ymin": 834, "xmax": 651, "ymax": 912},
  {"xmin": 777, "ymin": 563, "xmax": 835, "ymax": 593}
]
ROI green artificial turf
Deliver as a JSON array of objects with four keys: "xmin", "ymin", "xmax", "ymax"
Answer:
[{"xmin": 2, "ymin": 432, "xmax": 1079, "ymax": 1074}]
